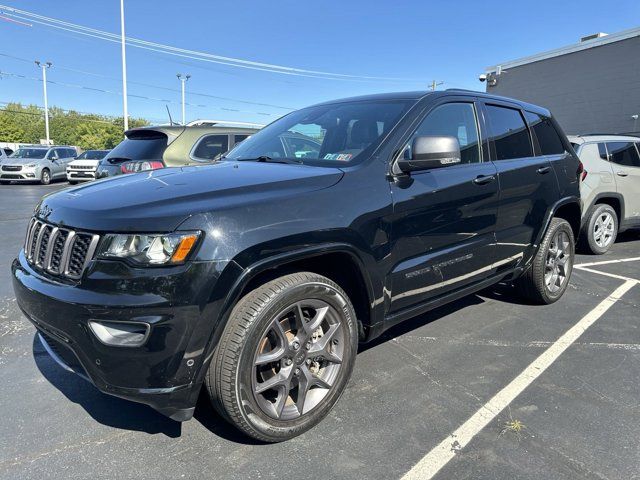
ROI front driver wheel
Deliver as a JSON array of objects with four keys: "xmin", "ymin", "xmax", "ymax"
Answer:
[
  {"xmin": 40, "ymin": 169, "xmax": 51, "ymax": 185},
  {"xmin": 516, "ymin": 217, "xmax": 575, "ymax": 304},
  {"xmin": 206, "ymin": 272, "xmax": 358, "ymax": 442}
]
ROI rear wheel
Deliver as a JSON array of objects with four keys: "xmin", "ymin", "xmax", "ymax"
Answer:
[
  {"xmin": 40, "ymin": 169, "xmax": 51, "ymax": 185},
  {"xmin": 516, "ymin": 217, "xmax": 575, "ymax": 304},
  {"xmin": 581, "ymin": 204, "xmax": 618, "ymax": 255},
  {"xmin": 206, "ymin": 272, "xmax": 358, "ymax": 442}
]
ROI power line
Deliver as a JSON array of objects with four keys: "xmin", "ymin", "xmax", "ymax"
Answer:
[
  {"xmin": 0, "ymin": 4, "xmax": 423, "ymax": 83},
  {"xmin": 0, "ymin": 52, "xmax": 296, "ymax": 110},
  {"xmin": 0, "ymin": 69, "xmax": 284, "ymax": 118}
]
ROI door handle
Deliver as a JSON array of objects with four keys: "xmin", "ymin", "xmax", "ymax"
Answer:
[
  {"xmin": 617, "ymin": 171, "xmax": 628, "ymax": 177},
  {"xmin": 473, "ymin": 175, "xmax": 496, "ymax": 185},
  {"xmin": 536, "ymin": 166, "xmax": 551, "ymax": 174}
]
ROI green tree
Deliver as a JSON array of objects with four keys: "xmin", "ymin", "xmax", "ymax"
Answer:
[{"xmin": 0, "ymin": 103, "xmax": 148, "ymax": 150}]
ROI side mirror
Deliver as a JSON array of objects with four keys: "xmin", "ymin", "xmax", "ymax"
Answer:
[{"xmin": 397, "ymin": 135, "xmax": 461, "ymax": 173}]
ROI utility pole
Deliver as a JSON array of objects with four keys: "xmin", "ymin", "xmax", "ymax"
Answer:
[
  {"xmin": 35, "ymin": 60, "xmax": 52, "ymax": 145},
  {"xmin": 177, "ymin": 73, "xmax": 191, "ymax": 125},
  {"xmin": 429, "ymin": 80, "xmax": 444, "ymax": 91},
  {"xmin": 120, "ymin": 0, "xmax": 129, "ymax": 131}
]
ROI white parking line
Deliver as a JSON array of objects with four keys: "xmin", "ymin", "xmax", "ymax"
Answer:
[
  {"xmin": 575, "ymin": 256, "xmax": 640, "ymax": 268},
  {"xmin": 574, "ymin": 266, "xmax": 637, "ymax": 282},
  {"xmin": 401, "ymin": 278, "xmax": 637, "ymax": 480}
]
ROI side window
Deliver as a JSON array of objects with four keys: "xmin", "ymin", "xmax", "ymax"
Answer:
[
  {"xmin": 486, "ymin": 105, "xmax": 533, "ymax": 160},
  {"xmin": 233, "ymin": 134, "xmax": 250, "ymax": 146},
  {"xmin": 191, "ymin": 134, "xmax": 229, "ymax": 161},
  {"xmin": 523, "ymin": 112, "xmax": 565, "ymax": 155},
  {"xmin": 407, "ymin": 102, "xmax": 481, "ymax": 164},
  {"xmin": 47, "ymin": 149, "xmax": 59, "ymax": 160},
  {"xmin": 597, "ymin": 143, "xmax": 608, "ymax": 161},
  {"xmin": 607, "ymin": 142, "xmax": 640, "ymax": 168}
]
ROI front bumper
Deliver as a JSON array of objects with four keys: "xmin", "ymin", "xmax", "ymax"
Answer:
[
  {"xmin": 12, "ymin": 251, "xmax": 233, "ymax": 421},
  {"xmin": 67, "ymin": 169, "xmax": 97, "ymax": 181},
  {"xmin": 1, "ymin": 168, "xmax": 39, "ymax": 181}
]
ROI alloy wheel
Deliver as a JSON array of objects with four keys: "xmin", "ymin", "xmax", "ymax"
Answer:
[
  {"xmin": 593, "ymin": 211, "xmax": 615, "ymax": 248},
  {"xmin": 251, "ymin": 299, "xmax": 345, "ymax": 421},
  {"xmin": 544, "ymin": 230, "xmax": 572, "ymax": 293}
]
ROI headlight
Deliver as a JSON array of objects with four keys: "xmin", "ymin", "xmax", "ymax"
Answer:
[
  {"xmin": 24, "ymin": 164, "xmax": 36, "ymax": 168},
  {"xmin": 97, "ymin": 232, "xmax": 200, "ymax": 265}
]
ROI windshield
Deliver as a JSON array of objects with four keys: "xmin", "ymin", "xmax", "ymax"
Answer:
[
  {"xmin": 103, "ymin": 132, "xmax": 167, "ymax": 164},
  {"xmin": 225, "ymin": 99, "xmax": 414, "ymax": 166},
  {"xmin": 10, "ymin": 148, "xmax": 47, "ymax": 159},
  {"xmin": 77, "ymin": 150, "xmax": 108, "ymax": 160}
]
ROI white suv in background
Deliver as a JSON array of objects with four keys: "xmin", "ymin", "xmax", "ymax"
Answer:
[
  {"xmin": 569, "ymin": 134, "xmax": 640, "ymax": 254},
  {"xmin": 66, "ymin": 149, "xmax": 109, "ymax": 184}
]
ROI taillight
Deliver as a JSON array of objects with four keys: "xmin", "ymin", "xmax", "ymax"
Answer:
[
  {"xmin": 576, "ymin": 160, "xmax": 586, "ymax": 181},
  {"xmin": 120, "ymin": 161, "xmax": 164, "ymax": 174}
]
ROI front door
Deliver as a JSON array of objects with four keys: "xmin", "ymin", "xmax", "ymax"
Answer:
[{"xmin": 388, "ymin": 100, "xmax": 499, "ymax": 313}]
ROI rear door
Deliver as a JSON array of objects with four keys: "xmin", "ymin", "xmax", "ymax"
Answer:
[
  {"xmin": 607, "ymin": 141, "xmax": 640, "ymax": 224},
  {"xmin": 388, "ymin": 97, "xmax": 499, "ymax": 313},
  {"xmin": 481, "ymin": 102, "xmax": 560, "ymax": 268}
]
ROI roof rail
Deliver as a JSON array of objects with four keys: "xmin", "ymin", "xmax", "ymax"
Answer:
[{"xmin": 186, "ymin": 119, "xmax": 265, "ymax": 128}]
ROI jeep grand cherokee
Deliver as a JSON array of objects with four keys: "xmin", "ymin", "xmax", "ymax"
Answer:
[{"xmin": 12, "ymin": 90, "xmax": 581, "ymax": 442}]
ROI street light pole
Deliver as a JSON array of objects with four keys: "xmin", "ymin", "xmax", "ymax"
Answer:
[
  {"xmin": 177, "ymin": 73, "xmax": 190, "ymax": 125},
  {"xmin": 35, "ymin": 60, "xmax": 52, "ymax": 145},
  {"xmin": 120, "ymin": 0, "xmax": 129, "ymax": 131}
]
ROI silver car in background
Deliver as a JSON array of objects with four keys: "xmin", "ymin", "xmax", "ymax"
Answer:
[
  {"xmin": 0, "ymin": 146, "xmax": 77, "ymax": 185},
  {"xmin": 569, "ymin": 134, "xmax": 640, "ymax": 253}
]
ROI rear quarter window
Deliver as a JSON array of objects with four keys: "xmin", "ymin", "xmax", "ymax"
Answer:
[{"xmin": 524, "ymin": 112, "xmax": 565, "ymax": 155}]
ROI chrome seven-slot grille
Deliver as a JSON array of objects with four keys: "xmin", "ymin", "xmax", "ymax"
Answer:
[
  {"xmin": 69, "ymin": 165, "xmax": 94, "ymax": 170},
  {"xmin": 24, "ymin": 218, "xmax": 100, "ymax": 280}
]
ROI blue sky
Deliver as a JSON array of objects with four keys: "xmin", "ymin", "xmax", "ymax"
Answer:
[{"xmin": 1, "ymin": 0, "xmax": 639, "ymax": 124}]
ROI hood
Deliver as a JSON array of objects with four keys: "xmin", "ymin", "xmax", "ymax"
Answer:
[
  {"xmin": 68, "ymin": 159, "xmax": 100, "ymax": 168},
  {"xmin": 37, "ymin": 161, "xmax": 344, "ymax": 232},
  {"xmin": 4, "ymin": 158, "xmax": 46, "ymax": 166}
]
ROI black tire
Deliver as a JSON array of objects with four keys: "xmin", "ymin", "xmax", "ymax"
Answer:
[
  {"xmin": 68, "ymin": 180, "xmax": 77, "ymax": 185},
  {"xmin": 516, "ymin": 217, "xmax": 575, "ymax": 304},
  {"xmin": 40, "ymin": 169, "xmax": 51, "ymax": 185},
  {"xmin": 206, "ymin": 272, "xmax": 358, "ymax": 442},
  {"xmin": 580, "ymin": 204, "xmax": 618, "ymax": 255}
]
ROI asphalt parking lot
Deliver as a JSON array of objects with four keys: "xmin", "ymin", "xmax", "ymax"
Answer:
[{"xmin": 1, "ymin": 182, "xmax": 639, "ymax": 480}]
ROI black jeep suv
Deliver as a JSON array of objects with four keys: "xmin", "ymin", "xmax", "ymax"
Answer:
[{"xmin": 12, "ymin": 90, "xmax": 581, "ymax": 442}]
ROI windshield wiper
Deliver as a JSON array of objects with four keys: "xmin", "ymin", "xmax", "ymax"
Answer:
[{"xmin": 236, "ymin": 155, "xmax": 302, "ymax": 165}]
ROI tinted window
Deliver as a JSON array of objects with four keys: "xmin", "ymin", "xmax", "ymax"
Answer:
[
  {"xmin": 598, "ymin": 143, "xmax": 608, "ymax": 160},
  {"xmin": 104, "ymin": 133, "xmax": 168, "ymax": 164},
  {"xmin": 233, "ymin": 134, "xmax": 250, "ymax": 145},
  {"xmin": 77, "ymin": 150, "xmax": 108, "ymax": 160},
  {"xmin": 408, "ymin": 102, "xmax": 481, "ymax": 164},
  {"xmin": 524, "ymin": 112, "xmax": 565, "ymax": 155},
  {"xmin": 486, "ymin": 105, "xmax": 533, "ymax": 160},
  {"xmin": 607, "ymin": 142, "xmax": 640, "ymax": 167},
  {"xmin": 10, "ymin": 148, "xmax": 47, "ymax": 159},
  {"xmin": 192, "ymin": 134, "xmax": 229, "ymax": 161}
]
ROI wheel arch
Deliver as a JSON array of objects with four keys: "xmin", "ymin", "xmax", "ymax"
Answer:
[{"xmin": 590, "ymin": 193, "xmax": 625, "ymax": 228}]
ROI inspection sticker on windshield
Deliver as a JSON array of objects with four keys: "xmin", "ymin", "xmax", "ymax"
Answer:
[{"xmin": 323, "ymin": 153, "xmax": 353, "ymax": 161}]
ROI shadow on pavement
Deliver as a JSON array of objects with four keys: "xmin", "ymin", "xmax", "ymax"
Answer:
[{"xmin": 32, "ymin": 334, "xmax": 182, "ymax": 438}]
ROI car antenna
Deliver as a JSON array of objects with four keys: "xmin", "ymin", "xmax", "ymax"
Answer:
[{"xmin": 166, "ymin": 105, "xmax": 175, "ymax": 125}]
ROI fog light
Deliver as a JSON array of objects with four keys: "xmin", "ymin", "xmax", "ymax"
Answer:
[
  {"xmin": 26, "ymin": 173, "xmax": 35, "ymax": 178},
  {"xmin": 88, "ymin": 320, "xmax": 150, "ymax": 347}
]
